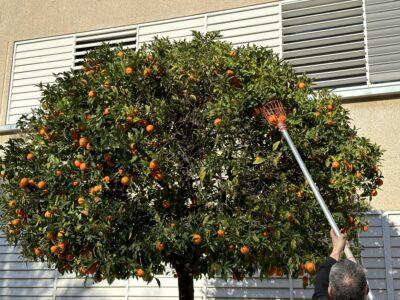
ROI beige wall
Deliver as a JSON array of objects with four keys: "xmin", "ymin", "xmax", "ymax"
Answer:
[{"xmin": 0, "ymin": 0, "xmax": 399, "ymax": 211}]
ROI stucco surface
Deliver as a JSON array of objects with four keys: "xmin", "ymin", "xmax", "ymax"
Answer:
[{"xmin": 344, "ymin": 98, "xmax": 400, "ymax": 211}]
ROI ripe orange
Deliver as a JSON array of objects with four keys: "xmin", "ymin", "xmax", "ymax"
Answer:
[
  {"xmin": 8, "ymin": 200, "xmax": 15, "ymax": 208},
  {"xmin": 304, "ymin": 261, "xmax": 316, "ymax": 274},
  {"xmin": 29, "ymin": 179, "xmax": 35, "ymax": 186},
  {"xmin": 146, "ymin": 53, "xmax": 154, "ymax": 61},
  {"xmin": 77, "ymin": 197, "xmax": 85, "ymax": 206},
  {"xmin": 225, "ymin": 69, "xmax": 235, "ymax": 76},
  {"xmin": 39, "ymin": 127, "xmax": 47, "ymax": 136},
  {"xmin": 331, "ymin": 161, "xmax": 340, "ymax": 170},
  {"xmin": 363, "ymin": 225, "xmax": 369, "ymax": 232},
  {"xmin": 327, "ymin": 104, "xmax": 335, "ymax": 111},
  {"xmin": 103, "ymin": 176, "xmax": 110, "ymax": 183},
  {"xmin": 262, "ymin": 230, "xmax": 269, "ymax": 237},
  {"xmin": 121, "ymin": 176, "xmax": 130, "ymax": 185},
  {"xmin": 57, "ymin": 242, "xmax": 66, "ymax": 253},
  {"xmin": 11, "ymin": 219, "xmax": 21, "ymax": 226},
  {"xmin": 156, "ymin": 242, "xmax": 165, "ymax": 252},
  {"xmin": 34, "ymin": 247, "xmax": 42, "ymax": 257},
  {"xmin": 72, "ymin": 181, "xmax": 79, "ymax": 187},
  {"xmin": 347, "ymin": 216, "xmax": 355, "ymax": 224},
  {"xmin": 19, "ymin": 178, "xmax": 29, "ymax": 188},
  {"xmin": 44, "ymin": 211, "xmax": 53, "ymax": 218},
  {"xmin": 55, "ymin": 170, "xmax": 62, "ymax": 176},
  {"xmin": 103, "ymin": 81, "xmax": 111, "ymax": 89},
  {"xmin": 296, "ymin": 191, "xmax": 304, "ymax": 200},
  {"xmin": 135, "ymin": 268, "xmax": 145, "ymax": 277},
  {"xmin": 91, "ymin": 185, "xmax": 102, "ymax": 194},
  {"xmin": 118, "ymin": 168, "xmax": 125, "ymax": 176},
  {"xmin": 26, "ymin": 153, "xmax": 34, "ymax": 160},
  {"xmin": 46, "ymin": 232, "xmax": 56, "ymax": 241},
  {"xmin": 214, "ymin": 118, "xmax": 222, "ymax": 126},
  {"xmin": 217, "ymin": 229, "xmax": 224, "ymax": 237},
  {"xmin": 57, "ymin": 230, "xmax": 65, "ymax": 238},
  {"xmin": 50, "ymin": 245, "xmax": 59, "ymax": 254},
  {"xmin": 152, "ymin": 171, "xmax": 164, "ymax": 181},
  {"xmin": 79, "ymin": 137, "xmax": 89, "ymax": 148},
  {"xmin": 287, "ymin": 212, "xmax": 294, "ymax": 222},
  {"xmin": 229, "ymin": 50, "xmax": 237, "ymax": 57},
  {"xmin": 298, "ymin": 82, "xmax": 306, "ymax": 89},
  {"xmin": 371, "ymin": 189, "xmax": 378, "ymax": 197},
  {"xmin": 103, "ymin": 107, "xmax": 111, "ymax": 116},
  {"xmin": 192, "ymin": 233, "xmax": 202, "ymax": 246},
  {"xmin": 145, "ymin": 124, "xmax": 154, "ymax": 132},
  {"xmin": 268, "ymin": 266, "xmax": 277, "ymax": 276},
  {"xmin": 325, "ymin": 119, "xmax": 334, "ymax": 126},
  {"xmin": 125, "ymin": 66, "xmax": 134, "ymax": 75},
  {"xmin": 313, "ymin": 111, "xmax": 321, "ymax": 117},
  {"xmin": 79, "ymin": 163, "xmax": 88, "ymax": 171},
  {"xmin": 143, "ymin": 68, "xmax": 152, "ymax": 77},
  {"xmin": 37, "ymin": 181, "xmax": 46, "ymax": 190},
  {"xmin": 88, "ymin": 90, "xmax": 95, "ymax": 97},
  {"xmin": 74, "ymin": 160, "xmax": 81, "ymax": 168},
  {"xmin": 117, "ymin": 51, "xmax": 124, "ymax": 58},
  {"xmin": 162, "ymin": 200, "xmax": 170, "ymax": 209},
  {"xmin": 355, "ymin": 171, "xmax": 362, "ymax": 179},
  {"xmin": 240, "ymin": 245, "xmax": 250, "ymax": 255},
  {"xmin": 376, "ymin": 178, "xmax": 383, "ymax": 186},
  {"xmin": 149, "ymin": 160, "xmax": 159, "ymax": 170},
  {"xmin": 81, "ymin": 209, "xmax": 89, "ymax": 216}
]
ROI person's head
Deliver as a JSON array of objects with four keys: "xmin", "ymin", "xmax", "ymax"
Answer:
[{"xmin": 328, "ymin": 259, "xmax": 369, "ymax": 300}]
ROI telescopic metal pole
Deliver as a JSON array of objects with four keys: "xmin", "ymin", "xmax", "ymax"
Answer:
[{"xmin": 280, "ymin": 129, "xmax": 374, "ymax": 300}]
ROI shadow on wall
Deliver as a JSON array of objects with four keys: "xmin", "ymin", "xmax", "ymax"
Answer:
[{"xmin": 0, "ymin": 212, "xmax": 398, "ymax": 299}]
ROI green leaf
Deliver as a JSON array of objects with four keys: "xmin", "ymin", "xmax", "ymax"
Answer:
[
  {"xmin": 199, "ymin": 166, "xmax": 206, "ymax": 182},
  {"xmin": 272, "ymin": 141, "xmax": 280, "ymax": 151},
  {"xmin": 253, "ymin": 156, "xmax": 266, "ymax": 165}
]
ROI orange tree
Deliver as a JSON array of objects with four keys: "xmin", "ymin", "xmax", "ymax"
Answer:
[{"xmin": 0, "ymin": 32, "xmax": 383, "ymax": 299}]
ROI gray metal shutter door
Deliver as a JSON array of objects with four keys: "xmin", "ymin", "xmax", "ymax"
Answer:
[
  {"xmin": 365, "ymin": 0, "xmax": 400, "ymax": 84},
  {"xmin": 281, "ymin": 0, "xmax": 367, "ymax": 89},
  {"xmin": 6, "ymin": 36, "xmax": 74, "ymax": 125},
  {"xmin": 207, "ymin": 3, "xmax": 280, "ymax": 55}
]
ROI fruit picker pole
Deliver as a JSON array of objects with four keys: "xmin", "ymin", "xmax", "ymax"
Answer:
[{"xmin": 261, "ymin": 100, "xmax": 374, "ymax": 300}]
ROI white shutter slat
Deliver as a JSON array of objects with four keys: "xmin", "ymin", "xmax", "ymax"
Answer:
[
  {"xmin": 282, "ymin": 0, "xmax": 367, "ymax": 89},
  {"xmin": 207, "ymin": 3, "xmax": 280, "ymax": 54},
  {"xmin": 7, "ymin": 36, "xmax": 73, "ymax": 125},
  {"xmin": 366, "ymin": 1, "xmax": 400, "ymax": 83}
]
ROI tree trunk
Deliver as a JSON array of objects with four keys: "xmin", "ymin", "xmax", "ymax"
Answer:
[{"xmin": 176, "ymin": 264, "xmax": 194, "ymax": 300}]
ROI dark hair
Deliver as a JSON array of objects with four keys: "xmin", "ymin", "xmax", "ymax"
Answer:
[{"xmin": 329, "ymin": 259, "xmax": 368, "ymax": 300}]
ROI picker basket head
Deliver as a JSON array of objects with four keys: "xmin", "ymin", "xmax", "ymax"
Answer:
[{"xmin": 261, "ymin": 100, "xmax": 287, "ymax": 131}]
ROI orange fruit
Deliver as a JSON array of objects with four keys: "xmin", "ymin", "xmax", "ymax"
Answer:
[
  {"xmin": 376, "ymin": 178, "xmax": 383, "ymax": 186},
  {"xmin": 327, "ymin": 104, "xmax": 335, "ymax": 111},
  {"xmin": 57, "ymin": 242, "xmax": 66, "ymax": 253},
  {"xmin": 355, "ymin": 171, "xmax": 362, "ymax": 179},
  {"xmin": 39, "ymin": 127, "xmax": 47, "ymax": 136},
  {"xmin": 192, "ymin": 233, "xmax": 202, "ymax": 246},
  {"xmin": 146, "ymin": 53, "xmax": 154, "ymax": 61},
  {"xmin": 57, "ymin": 230, "xmax": 65, "ymax": 238},
  {"xmin": 103, "ymin": 176, "xmax": 110, "ymax": 183},
  {"xmin": 11, "ymin": 219, "xmax": 21, "ymax": 226},
  {"xmin": 304, "ymin": 261, "xmax": 316, "ymax": 274},
  {"xmin": 8, "ymin": 200, "xmax": 15, "ymax": 208},
  {"xmin": 121, "ymin": 176, "xmax": 130, "ymax": 185},
  {"xmin": 79, "ymin": 137, "xmax": 89, "ymax": 148},
  {"xmin": 213, "ymin": 118, "xmax": 222, "ymax": 126},
  {"xmin": 313, "ymin": 111, "xmax": 321, "ymax": 117},
  {"xmin": 262, "ymin": 230, "xmax": 269, "ymax": 237},
  {"xmin": 325, "ymin": 119, "xmax": 334, "ymax": 126},
  {"xmin": 156, "ymin": 242, "xmax": 165, "ymax": 252},
  {"xmin": 217, "ymin": 229, "xmax": 224, "ymax": 237},
  {"xmin": 79, "ymin": 163, "xmax": 88, "ymax": 171},
  {"xmin": 72, "ymin": 181, "xmax": 79, "ymax": 187},
  {"xmin": 55, "ymin": 170, "xmax": 62, "ymax": 177},
  {"xmin": 298, "ymin": 82, "xmax": 306, "ymax": 89},
  {"xmin": 240, "ymin": 245, "xmax": 250, "ymax": 255},
  {"xmin": 103, "ymin": 107, "xmax": 111, "ymax": 116},
  {"xmin": 50, "ymin": 245, "xmax": 59, "ymax": 254},
  {"xmin": 125, "ymin": 66, "xmax": 134, "ymax": 75},
  {"xmin": 19, "ymin": 178, "xmax": 29, "ymax": 188},
  {"xmin": 331, "ymin": 161, "xmax": 340, "ymax": 170},
  {"xmin": 117, "ymin": 51, "xmax": 124, "ymax": 58},
  {"xmin": 363, "ymin": 225, "xmax": 369, "ymax": 232},
  {"xmin": 44, "ymin": 211, "xmax": 53, "ymax": 218},
  {"xmin": 81, "ymin": 209, "xmax": 89, "ymax": 216},
  {"xmin": 268, "ymin": 266, "xmax": 277, "ymax": 276},
  {"xmin": 34, "ymin": 247, "xmax": 42, "ymax": 257},
  {"xmin": 371, "ymin": 189, "xmax": 378, "ymax": 197},
  {"xmin": 347, "ymin": 216, "xmax": 355, "ymax": 224},
  {"xmin": 85, "ymin": 143, "xmax": 91, "ymax": 151},
  {"xmin": 37, "ymin": 181, "xmax": 46, "ymax": 190},
  {"xmin": 296, "ymin": 191, "xmax": 304, "ymax": 200},
  {"xmin": 118, "ymin": 168, "xmax": 125, "ymax": 176},
  {"xmin": 91, "ymin": 185, "xmax": 102, "ymax": 194},
  {"xmin": 26, "ymin": 153, "xmax": 34, "ymax": 160},
  {"xmin": 152, "ymin": 171, "xmax": 164, "ymax": 181},
  {"xmin": 77, "ymin": 197, "xmax": 85, "ymax": 206},
  {"xmin": 162, "ymin": 200, "xmax": 170, "ymax": 209},
  {"xmin": 149, "ymin": 160, "xmax": 159, "ymax": 170},
  {"xmin": 229, "ymin": 50, "xmax": 237, "ymax": 57},
  {"xmin": 29, "ymin": 179, "xmax": 35, "ymax": 186},
  {"xmin": 74, "ymin": 160, "xmax": 81, "ymax": 168},
  {"xmin": 46, "ymin": 232, "xmax": 56, "ymax": 241},
  {"xmin": 225, "ymin": 69, "xmax": 235, "ymax": 76},
  {"xmin": 287, "ymin": 212, "xmax": 294, "ymax": 222},
  {"xmin": 145, "ymin": 124, "xmax": 154, "ymax": 132},
  {"xmin": 88, "ymin": 90, "xmax": 95, "ymax": 97},
  {"xmin": 135, "ymin": 268, "xmax": 145, "ymax": 277},
  {"xmin": 103, "ymin": 81, "xmax": 111, "ymax": 89},
  {"xmin": 143, "ymin": 68, "xmax": 152, "ymax": 77}
]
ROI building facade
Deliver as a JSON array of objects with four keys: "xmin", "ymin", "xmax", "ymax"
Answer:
[{"xmin": 0, "ymin": 0, "xmax": 399, "ymax": 299}]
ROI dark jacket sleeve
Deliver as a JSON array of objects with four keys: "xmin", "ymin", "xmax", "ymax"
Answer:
[{"xmin": 312, "ymin": 257, "xmax": 337, "ymax": 300}]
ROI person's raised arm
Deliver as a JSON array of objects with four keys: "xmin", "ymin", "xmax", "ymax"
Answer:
[{"xmin": 329, "ymin": 229, "xmax": 347, "ymax": 261}]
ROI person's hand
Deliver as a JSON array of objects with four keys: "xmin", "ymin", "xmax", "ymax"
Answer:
[{"xmin": 330, "ymin": 229, "xmax": 347, "ymax": 261}]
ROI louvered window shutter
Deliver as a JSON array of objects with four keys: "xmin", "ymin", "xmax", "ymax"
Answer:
[
  {"xmin": 7, "ymin": 36, "xmax": 74, "ymax": 124},
  {"xmin": 138, "ymin": 17, "xmax": 205, "ymax": 48},
  {"xmin": 74, "ymin": 26, "xmax": 137, "ymax": 68},
  {"xmin": 281, "ymin": 0, "xmax": 367, "ymax": 89},
  {"xmin": 207, "ymin": 3, "xmax": 280, "ymax": 55},
  {"xmin": 365, "ymin": 0, "xmax": 400, "ymax": 84}
]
